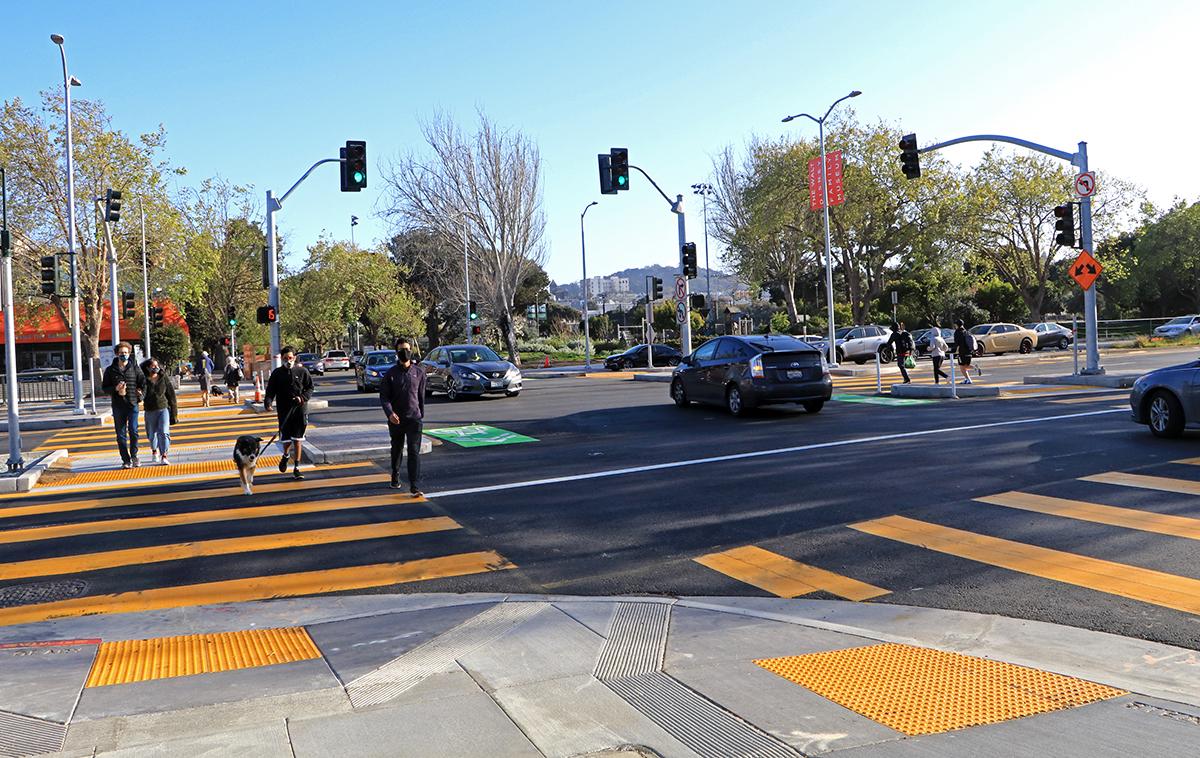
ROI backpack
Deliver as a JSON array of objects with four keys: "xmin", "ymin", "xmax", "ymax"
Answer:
[
  {"xmin": 960, "ymin": 331, "xmax": 977, "ymax": 353},
  {"xmin": 899, "ymin": 331, "xmax": 915, "ymax": 354}
]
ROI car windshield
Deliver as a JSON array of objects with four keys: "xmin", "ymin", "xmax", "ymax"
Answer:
[
  {"xmin": 327, "ymin": 351, "xmax": 347, "ymax": 358},
  {"xmin": 366, "ymin": 354, "xmax": 393, "ymax": 366},
  {"xmin": 298, "ymin": 354, "xmax": 316, "ymax": 361},
  {"xmin": 743, "ymin": 336, "xmax": 814, "ymax": 353},
  {"xmin": 968, "ymin": 325, "xmax": 990, "ymax": 335},
  {"xmin": 449, "ymin": 347, "xmax": 502, "ymax": 363},
  {"xmin": 834, "ymin": 327, "xmax": 853, "ymax": 339},
  {"xmin": 1165, "ymin": 316, "xmax": 1194, "ymax": 326}
]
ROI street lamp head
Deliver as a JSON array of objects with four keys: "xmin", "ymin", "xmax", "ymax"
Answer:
[
  {"xmin": 588, "ymin": 201, "xmax": 598, "ymax": 208},
  {"xmin": 781, "ymin": 115, "xmax": 795, "ymax": 123},
  {"xmin": 50, "ymin": 34, "xmax": 64, "ymax": 45},
  {"xmin": 69, "ymin": 76, "xmax": 81, "ymax": 87},
  {"xmin": 849, "ymin": 90, "xmax": 862, "ymax": 97}
]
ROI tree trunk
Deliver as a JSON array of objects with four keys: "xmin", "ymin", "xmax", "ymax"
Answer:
[
  {"xmin": 782, "ymin": 276, "xmax": 800, "ymax": 331},
  {"xmin": 499, "ymin": 311, "xmax": 520, "ymax": 365},
  {"xmin": 424, "ymin": 306, "xmax": 441, "ymax": 349}
]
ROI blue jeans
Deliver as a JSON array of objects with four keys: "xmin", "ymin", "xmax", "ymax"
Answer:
[
  {"xmin": 145, "ymin": 408, "xmax": 171, "ymax": 457},
  {"xmin": 112, "ymin": 403, "xmax": 140, "ymax": 464}
]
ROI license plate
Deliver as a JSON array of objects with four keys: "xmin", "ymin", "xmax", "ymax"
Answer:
[
  {"xmin": 490, "ymin": 380, "xmax": 503, "ymax": 388},
  {"xmin": 786, "ymin": 370, "xmax": 806, "ymax": 380}
]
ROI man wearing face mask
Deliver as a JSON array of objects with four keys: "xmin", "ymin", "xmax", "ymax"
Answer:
[
  {"xmin": 380, "ymin": 337, "xmax": 426, "ymax": 495},
  {"xmin": 101, "ymin": 341, "xmax": 147, "ymax": 469},
  {"xmin": 264, "ymin": 345, "xmax": 314, "ymax": 480}
]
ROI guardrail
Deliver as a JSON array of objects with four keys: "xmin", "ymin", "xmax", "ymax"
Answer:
[{"xmin": 0, "ymin": 369, "xmax": 95, "ymax": 405}]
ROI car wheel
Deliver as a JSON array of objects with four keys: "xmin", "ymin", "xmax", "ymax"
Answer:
[
  {"xmin": 505, "ymin": 390, "xmax": 520, "ymax": 398},
  {"xmin": 1019, "ymin": 339, "xmax": 1033, "ymax": 354},
  {"xmin": 974, "ymin": 343, "xmax": 986, "ymax": 357},
  {"xmin": 878, "ymin": 346, "xmax": 894, "ymax": 364},
  {"xmin": 836, "ymin": 348, "xmax": 845, "ymax": 364},
  {"xmin": 726, "ymin": 384, "xmax": 747, "ymax": 417},
  {"xmin": 671, "ymin": 379, "xmax": 691, "ymax": 407},
  {"xmin": 1148, "ymin": 391, "xmax": 1185, "ymax": 438},
  {"xmin": 1058, "ymin": 337, "xmax": 1070, "ymax": 350},
  {"xmin": 854, "ymin": 358, "xmax": 866, "ymax": 365},
  {"xmin": 802, "ymin": 399, "xmax": 824, "ymax": 414},
  {"xmin": 609, "ymin": 362, "xmax": 621, "ymax": 371},
  {"xmin": 446, "ymin": 384, "xmax": 460, "ymax": 402}
]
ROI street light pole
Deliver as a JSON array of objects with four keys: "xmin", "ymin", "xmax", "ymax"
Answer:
[
  {"xmin": 51, "ymin": 34, "xmax": 85, "ymax": 412},
  {"xmin": 781, "ymin": 90, "xmax": 861, "ymax": 366},
  {"xmin": 2, "ymin": 167, "xmax": 23, "ymax": 470},
  {"xmin": 461, "ymin": 215, "xmax": 471, "ymax": 344},
  {"xmin": 140, "ymin": 200, "xmax": 150, "ymax": 359},
  {"xmin": 691, "ymin": 183, "xmax": 714, "ymax": 331},
  {"xmin": 580, "ymin": 201, "xmax": 598, "ymax": 370}
]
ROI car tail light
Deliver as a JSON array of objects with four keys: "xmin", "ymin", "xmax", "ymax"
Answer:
[{"xmin": 750, "ymin": 354, "xmax": 764, "ymax": 378}]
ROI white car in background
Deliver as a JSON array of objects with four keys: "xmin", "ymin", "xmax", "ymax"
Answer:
[
  {"xmin": 322, "ymin": 349, "xmax": 351, "ymax": 371},
  {"xmin": 811, "ymin": 325, "xmax": 895, "ymax": 364},
  {"xmin": 1152, "ymin": 315, "xmax": 1200, "ymax": 339}
]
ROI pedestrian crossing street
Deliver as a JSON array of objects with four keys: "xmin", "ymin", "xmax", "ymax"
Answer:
[
  {"xmin": 694, "ymin": 459, "xmax": 1200, "ymax": 618},
  {"xmin": 0, "ymin": 464, "xmax": 514, "ymax": 626},
  {"xmin": 34, "ymin": 407, "xmax": 286, "ymax": 454}
]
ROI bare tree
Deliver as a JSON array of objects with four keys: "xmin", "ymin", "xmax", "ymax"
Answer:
[{"xmin": 379, "ymin": 111, "xmax": 547, "ymax": 363}]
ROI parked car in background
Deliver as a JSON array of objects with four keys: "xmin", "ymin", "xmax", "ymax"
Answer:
[
  {"xmin": 968, "ymin": 323, "xmax": 1038, "ymax": 356},
  {"xmin": 297, "ymin": 353, "xmax": 325, "ymax": 376},
  {"xmin": 1152, "ymin": 315, "xmax": 1200, "ymax": 339},
  {"xmin": 1024, "ymin": 322, "xmax": 1075, "ymax": 350},
  {"xmin": 355, "ymin": 350, "xmax": 396, "ymax": 392},
  {"xmin": 809, "ymin": 325, "xmax": 893, "ymax": 364},
  {"xmin": 670, "ymin": 334, "xmax": 831, "ymax": 417},
  {"xmin": 421, "ymin": 344, "xmax": 522, "ymax": 400},
  {"xmin": 350, "ymin": 349, "xmax": 364, "ymax": 367},
  {"xmin": 604, "ymin": 344, "xmax": 681, "ymax": 370},
  {"xmin": 1130, "ymin": 359, "xmax": 1200, "ymax": 437},
  {"xmin": 322, "ymin": 349, "xmax": 351, "ymax": 371},
  {"xmin": 914, "ymin": 327, "xmax": 957, "ymax": 357}
]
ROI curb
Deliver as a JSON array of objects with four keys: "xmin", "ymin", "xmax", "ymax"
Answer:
[
  {"xmin": 0, "ymin": 449, "xmax": 68, "ymax": 493},
  {"xmin": 1024, "ymin": 374, "xmax": 1141, "ymax": 389},
  {"xmin": 302, "ymin": 435, "xmax": 432, "ymax": 465},
  {"xmin": 0, "ymin": 410, "xmax": 110, "ymax": 433},
  {"xmin": 890, "ymin": 383, "xmax": 1000, "ymax": 398},
  {"xmin": 249, "ymin": 399, "xmax": 331, "ymax": 414},
  {"xmin": 632, "ymin": 374, "xmax": 672, "ymax": 383}
]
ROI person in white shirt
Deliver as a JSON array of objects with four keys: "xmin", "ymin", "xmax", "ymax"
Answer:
[{"xmin": 929, "ymin": 323, "xmax": 950, "ymax": 384}]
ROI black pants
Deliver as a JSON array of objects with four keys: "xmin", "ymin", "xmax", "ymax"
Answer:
[
  {"xmin": 932, "ymin": 356, "xmax": 949, "ymax": 383},
  {"xmin": 389, "ymin": 418, "xmax": 423, "ymax": 491},
  {"xmin": 897, "ymin": 354, "xmax": 911, "ymax": 382},
  {"xmin": 111, "ymin": 402, "xmax": 139, "ymax": 464}
]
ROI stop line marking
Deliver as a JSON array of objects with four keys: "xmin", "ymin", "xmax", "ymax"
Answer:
[{"xmin": 427, "ymin": 408, "xmax": 1126, "ymax": 500}]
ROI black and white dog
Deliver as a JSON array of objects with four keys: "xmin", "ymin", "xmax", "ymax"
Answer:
[{"xmin": 233, "ymin": 435, "xmax": 264, "ymax": 495}]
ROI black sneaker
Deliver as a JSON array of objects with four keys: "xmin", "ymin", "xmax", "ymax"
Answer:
[
  {"xmin": 278, "ymin": 457, "xmax": 289, "ymax": 473},
  {"xmin": 293, "ymin": 468, "xmax": 305, "ymax": 481},
  {"xmin": 389, "ymin": 481, "xmax": 403, "ymax": 490}
]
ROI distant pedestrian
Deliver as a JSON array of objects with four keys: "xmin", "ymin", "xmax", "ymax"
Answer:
[
  {"xmin": 885, "ymin": 322, "xmax": 915, "ymax": 383},
  {"xmin": 101, "ymin": 342, "xmax": 146, "ymax": 469},
  {"xmin": 380, "ymin": 337, "xmax": 426, "ymax": 495},
  {"xmin": 141, "ymin": 357, "xmax": 178, "ymax": 466},
  {"xmin": 223, "ymin": 358, "xmax": 243, "ymax": 404},
  {"xmin": 198, "ymin": 350, "xmax": 215, "ymax": 407},
  {"xmin": 928, "ymin": 323, "xmax": 950, "ymax": 384},
  {"xmin": 264, "ymin": 345, "xmax": 313, "ymax": 480},
  {"xmin": 954, "ymin": 319, "xmax": 975, "ymax": 385}
]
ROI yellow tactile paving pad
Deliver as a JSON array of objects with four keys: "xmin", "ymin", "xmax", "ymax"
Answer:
[
  {"xmin": 38, "ymin": 456, "xmax": 284, "ymax": 487},
  {"xmin": 755, "ymin": 643, "xmax": 1126, "ymax": 735},
  {"xmin": 85, "ymin": 626, "xmax": 321, "ymax": 687}
]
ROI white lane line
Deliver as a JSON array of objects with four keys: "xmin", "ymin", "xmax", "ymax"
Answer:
[{"xmin": 427, "ymin": 408, "xmax": 1126, "ymax": 499}]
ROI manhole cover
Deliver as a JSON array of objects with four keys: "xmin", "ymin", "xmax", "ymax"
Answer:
[{"xmin": 0, "ymin": 580, "xmax": 89, "ymax": 608}]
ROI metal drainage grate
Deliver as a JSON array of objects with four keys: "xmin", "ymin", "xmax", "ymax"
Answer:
[
  {"xmin": 0, "ymin": 710, "xmax": 66, "ymax": 758},
  {"xmin": 0, "ymin": 580, "xmax": 88, "ymax": 609},
  {"xmin": 594, "ymin": 602, "xmax": 669, "ymax": 681},
  {"xmin": 346, "ymin": 602, "xmax": 547, "ymax": 709}
]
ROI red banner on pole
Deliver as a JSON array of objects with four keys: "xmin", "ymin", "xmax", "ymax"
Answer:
[
  {"xmin": 808, "ymin": 151, "xmax": 846, "ymax": 210},
  {"xmin": 808, "ymin": 157, "xmax": 823, "ymax": 211}
]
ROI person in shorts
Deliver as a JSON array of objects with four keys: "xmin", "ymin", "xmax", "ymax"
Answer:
[
  {"xmin": 264, "ymin": 345, "xmax": 314, "ymax": 479},
  {"xmin": 954, "ymin": 319, "xmax": 974, "ymax": 385},
  {"xmin": 198, "ymin": 350, "xmax": 215, "ymax": 407},
  {"xmin": 223, "ymin": 358, "xmax": 243, "ymax": 404}
]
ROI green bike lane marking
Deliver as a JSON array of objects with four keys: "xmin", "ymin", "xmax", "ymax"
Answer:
[
  {"xmin": 833, "ymin": 394, "xmax": 935, "ymax": 407},
  {"xmin": 425, "ymin": 425, "xmax": 539, "ymax": 447}
]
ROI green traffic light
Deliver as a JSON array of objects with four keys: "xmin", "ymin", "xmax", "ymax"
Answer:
[
  {"xmin": 353, "ymin": 171, "xmax": 364, "ymax": 184},
  {"xmin": 617, "ymin": 175, "xmax": 627, "ymax": 186}
]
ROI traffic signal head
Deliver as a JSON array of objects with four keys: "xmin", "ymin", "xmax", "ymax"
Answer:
[
  {"xmin": 152, "ymin": 306, "xmax": 165, "ymax": 328},
  {"xmin": 471, "ymin": 325, "xmax": 482, "ymax": 336},
  {"xmin": 651, "ymin": 276, "xmax": 663, "ymax": 300},
  {"xmin": 120, "ymin": 291, "xmax": 135, "ymax": 319},
  {"xmin": 610, "ymin": 148, "xmax": 629, "ymax": 191},
  {"xmin": 898, "ymin": 134, "xmax": 920, "ymax": 180},
  {"xmin": 221, "ymin": 336, "xmax": 231, "ymax": 347},
  {"xmin": 682, "ymin": 242, "xmax": 698, "ymax": 279},
  {"xmin": 340, "ymin": 140, "xmax": 367, "ymax": 192},
  {"xmin": 227, "ymin": 305, "xmax": 237, "ymax": 326},
  {"xmin": 104, "ymin": 189, "xmax": 122, "ymax": 223},
  {"xmin": 468, "ymin": 300, "xmax": 479, "ymax": 320},
  {"xmin": 598, "ymin": 154, "xmax": 616, "ymax": 195},
  {"xmin": 1054, "ymin": 203, "xmax": 1077, "ymax": 247},
  {"xmin": 40, "ymin": 256, "xmax": 57, "ymax": 295},
  {"xmin": 690, "ymin": 293, "xmax": 706, "ymax": 309},
  {"xmin": 256, "ymin": 305, "xmax": 277, "ymax": 324}
]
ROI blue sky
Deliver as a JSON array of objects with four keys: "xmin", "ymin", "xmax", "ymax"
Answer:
[{"xmin": 3, "ymin": 1, "xmax": 1196, "ymax": 285}]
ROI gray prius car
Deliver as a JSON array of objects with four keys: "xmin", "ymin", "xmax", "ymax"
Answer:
[
  {"xmin": 1130, "ymin": 359, "xmax": 1200, "ymax": 437},
  {"xmin": 420, "ymin": 344, "xmax": 523, "ymax": 400}
]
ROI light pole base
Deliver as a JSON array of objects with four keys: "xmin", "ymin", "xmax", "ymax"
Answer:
[{"xmin": 1080, "ymin": 367, "xmax": 1106, "ymax": 376}]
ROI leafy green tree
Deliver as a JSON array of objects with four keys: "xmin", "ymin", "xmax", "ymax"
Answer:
[
  {"xmin": 148, "ymin": 323, "xmax": 190, "ymax": 371},
  {"xmin": 974, "ymin": 278, "xmax": 1027, "ymax": 322}
]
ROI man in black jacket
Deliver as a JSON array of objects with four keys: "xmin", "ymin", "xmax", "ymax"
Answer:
[
  {"xmin": 264, "ymin": 345, "xmax": 314, "ymax": 479},
  {"xmin": 101, "ymin": 341, "xmax": 146, "ymax": 468},
  {"xmin": 380, "ymin": 337, "xmax": 426, "ymax": 495}
]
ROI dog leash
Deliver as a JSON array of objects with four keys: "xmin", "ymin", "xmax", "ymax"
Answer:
[{"xmin": 256, "ymin": 403, "xmax": 300, "ymax": 457}]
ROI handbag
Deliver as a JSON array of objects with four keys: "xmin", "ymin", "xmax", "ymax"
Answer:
[{"xmin": 903, "ymin": 355, "xmax": 916, "ymax": 369}]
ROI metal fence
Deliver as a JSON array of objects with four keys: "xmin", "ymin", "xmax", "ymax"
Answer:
[
  {"xmin": 1042, "ymin": 316, "xmax": 1178, "ymax": 343},
  {"xmin": 0, "ymin": 367, "xmax": 98, "ymax": 406}
]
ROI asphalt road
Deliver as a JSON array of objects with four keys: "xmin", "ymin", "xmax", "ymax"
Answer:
[{"xmin": 2, "ymin": 349, "xmax": 1199, "ymax": 651}]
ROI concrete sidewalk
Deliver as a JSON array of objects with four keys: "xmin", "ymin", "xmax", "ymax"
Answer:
[{"xmin": 3, "ymin": 594, "xmax": 1196, "ymax": 757}]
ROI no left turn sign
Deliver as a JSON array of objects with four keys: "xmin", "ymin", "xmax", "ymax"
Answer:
[
  {"xmin": 675, "ymin": 276, "xmax": 687, "ymax": 300},
  {"xmin": 1074, "ymin": 172, "xmax": 1097, "ymax": 198}
]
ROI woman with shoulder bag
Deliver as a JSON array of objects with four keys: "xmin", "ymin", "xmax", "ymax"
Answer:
[{"xmin": 141, "ymin": 358, "xmax": 179, "ymax": 466}]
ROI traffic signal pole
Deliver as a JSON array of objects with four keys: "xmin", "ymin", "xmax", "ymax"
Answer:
[
  {"xmin": 265, "ymin": 156, "xmax": 342, "ymax": 368},
  {"xmin": 628, "ymin": 166, "xmax": 692, "ymax": 356},
  {"xmin": 100, "ymin": 213, "xmax": 120, "ymax": 348},
  {"xmin": 2, "ymin": 167, "xmax": 23, "ymax": 470},
  {"xmin": 917, "ymin": 134, "xmax": 1102, "ymax": 374},
  {"xmin": 140, "ymin": 202, "xmax": 151, "ymax": 359}
]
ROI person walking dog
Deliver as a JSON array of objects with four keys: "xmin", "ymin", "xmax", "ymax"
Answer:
[
  {"xmin": 141, "ymin": 357, "xmax": 179, "ymax": 465},
  {"xmin": 264, "ymin": 346, "xmax": 313, "ymax": 480},
  {"xmin": 101, "ymin": 342, "xmax": 146, "ymax": 469},
  {"xmin": 380, "ymin": 337, "xmax": 426, "ymax": 496}
]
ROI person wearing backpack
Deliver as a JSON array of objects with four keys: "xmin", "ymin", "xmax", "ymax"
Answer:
[
  {"xmin": 885, "ymin": 321, "xmax": 915, "ymax": 384},
  {"xmin": 222, "ymin": 358, "xmax": 243, "ymax": 404},
  {"xmin": 954, "ymin": 319, "xmax": 975, "ymax": 385}
]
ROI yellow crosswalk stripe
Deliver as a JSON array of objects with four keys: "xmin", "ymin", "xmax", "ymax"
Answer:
[
  {"xmin": 976, "ymin": 491, "xmax": 1200, "ymax": 541},
  {"xmin": 0, "ymin": 551, "xmax": 514, "ymax": 626},
  {"xmin": 1081, "ymin": 472, "xmax": 1200, "ymax": 496},
  {"xmin": 0, "ymin": 493, "xmax": 422, "ymax": 545},
  {"xmin": 38, "ymin": 424, "xmax": 281, "ymax": 452},
  {"xmin": 0, "ymin": 468, "xmax": 380, "ymax": 510},
  {"xmin": 44, "ymin": 416, "xmax": 275, "ymax": 442},
  {"xmin": 851, "ymin": 515, "xmax": 1200, "ymax": 615},
  {"xmin": 0, "ymin": 517, "xmax": 461, "ymax": 582},
  {"xmin": 694, "ymin": 545, "xmax": 889, "ymax": 601},
  {"xmin": 1050, "ymin": 393, "xmax": 1130, "ymax": 405}
]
